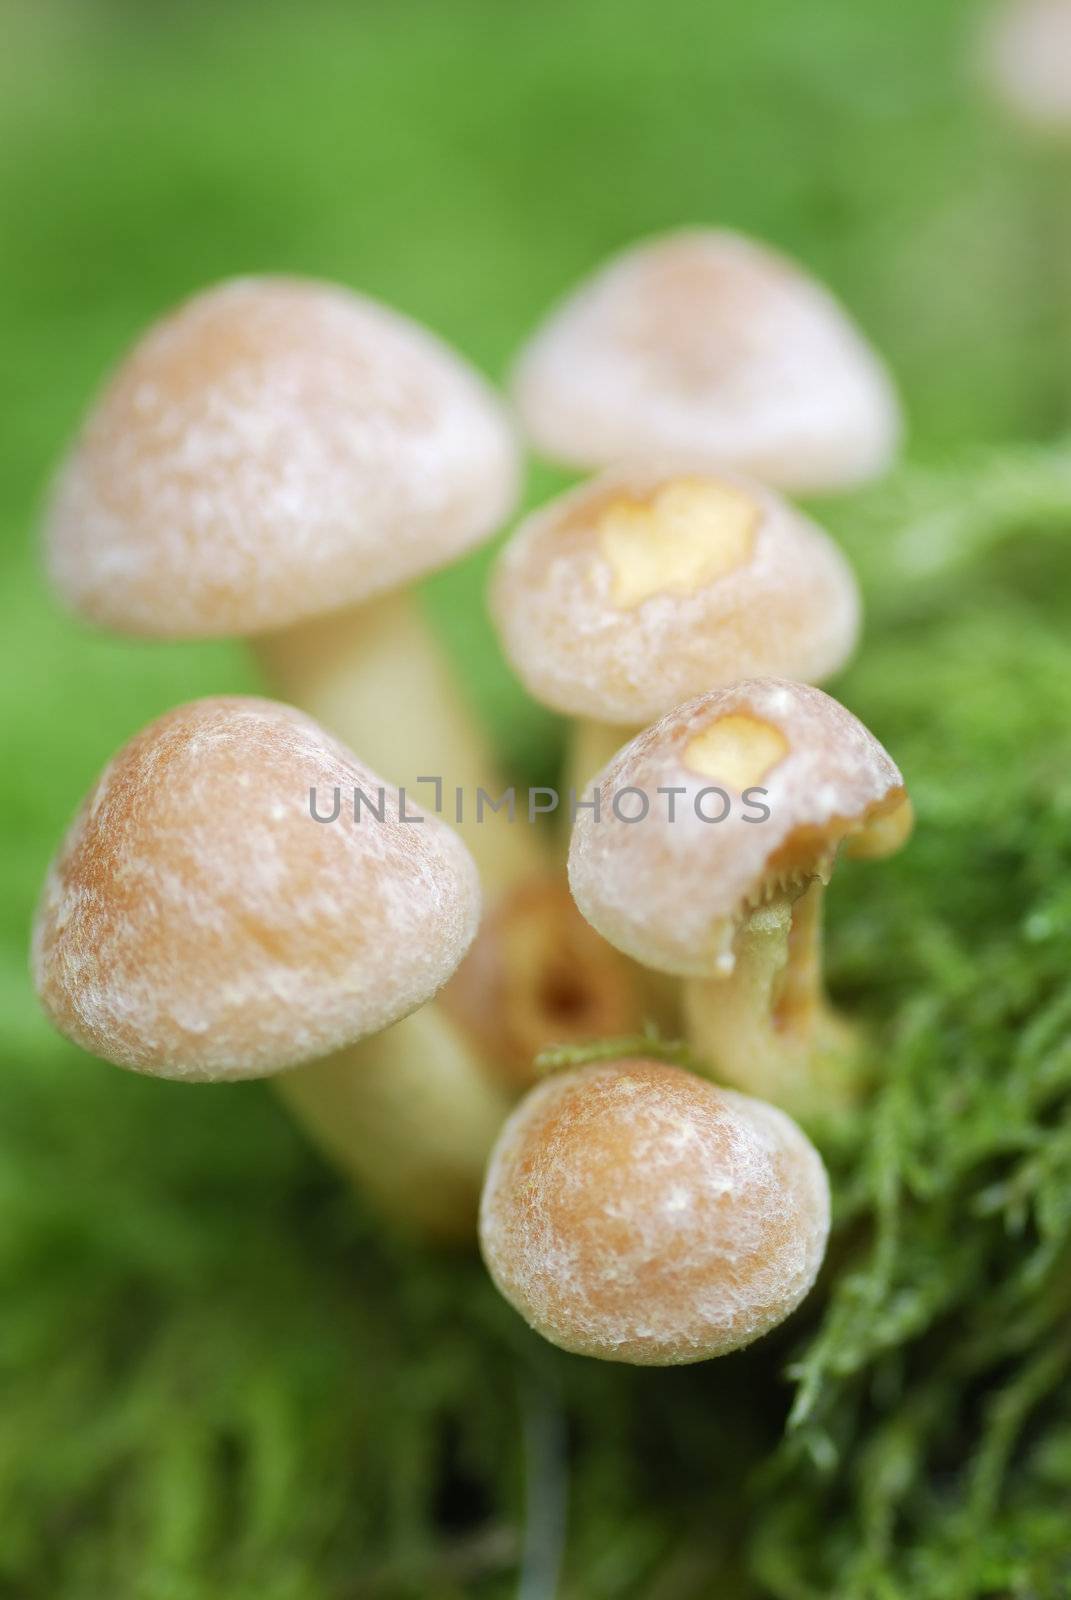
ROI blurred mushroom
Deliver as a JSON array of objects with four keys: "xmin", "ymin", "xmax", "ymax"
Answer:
[
  {"xmin": 982, "ymin": 0, "xmax": 1071, "ymax": 130},
  {"xmin": 479, "ymin": 1057, "xmax": 830, "ymax": 1364},
  {"xmin": 42, "ymin": 276, "xmax": 532, "ymax": 890},
  {"xmin": 511, "ymin": 230, "xmax": 901, "ymax": 492},
  {"xmin": 567, "ymin": 680, "xmax": 912, "ymax": 1116},
  {"xmin": 32, "ymin": 696, "xmax": 509, "ymax": 1237},
  {"xmin": 439, "ymin": 873, "xmax": 656, "ymax": 1092},
  {"xmin": 490, "ymin": 462, "xmax": 860, "ymax": 788}
]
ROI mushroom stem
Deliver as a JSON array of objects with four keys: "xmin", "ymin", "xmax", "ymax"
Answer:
[
  {"xmin": 562, "ymin": 717, "xmax": 637, "ymax": 806},
  {"xmin": 254, "ymin": 588, "xmax": 541, "ymax": 896},
  {"xmin": 274, "ymin": 1006, "xmax": 513, "ymax": 1245},
  {"xmin": 683, "ymin": 881, "xmax": 859, "ymax": 1120}
]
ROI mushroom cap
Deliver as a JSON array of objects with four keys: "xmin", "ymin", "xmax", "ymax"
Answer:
[
  {"xmin": 479, "ymin": 1057, "xmax": 830, "ymax": 1365},
  {"xmin": 568, "ymin": 678, "xmax": 909, "ymax": 978},
  {"xmin": 490, "ymin": 463, "xmax": 860, "ymax": 724},
  {"xmin": 511, "ymin": 230, "xmax": 901, "ymax": 492},
  {"xmin": 983, "ymin": 0, "xmax": 1071, "ymax": 129},
  {"xmin": 44, "ymin": 277, "xmax": 520, "ymax": 638},
  {"xmin": 439, "ymin": 872, "xmax": 646, "ymax": 1090},
  {"xmin": 32, "ymin": 696, "xmax": 481, "ymax": 1081}
]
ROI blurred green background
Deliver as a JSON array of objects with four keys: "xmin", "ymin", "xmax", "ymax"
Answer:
[{"xmin": 3, "ymin": 1, "xmax": 1071, "ymax": 1596}]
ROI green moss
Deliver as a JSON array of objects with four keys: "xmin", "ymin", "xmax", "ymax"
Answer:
[{"xmin": 4, "ymin": 1, "xmax": 1071, "ymax": 1595}]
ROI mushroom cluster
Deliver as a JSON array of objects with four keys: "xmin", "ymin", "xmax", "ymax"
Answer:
[{"xmin": 34, "ymin": 231, "xmax": 911, "ymax": 1363}]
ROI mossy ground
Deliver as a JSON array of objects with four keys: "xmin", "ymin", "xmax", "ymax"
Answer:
[{"xmin": 2, "ymin": 1, "xmax": 1071, "ymax": 1595}]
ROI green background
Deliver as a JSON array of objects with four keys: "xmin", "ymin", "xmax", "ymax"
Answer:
[{"xmin": 3, "ymin": 1, "xmax": 1071, "ymax": 1595}]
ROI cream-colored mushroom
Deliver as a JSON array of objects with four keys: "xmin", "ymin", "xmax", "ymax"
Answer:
[
  {"xmin": 479, "ymin": 1057, "xmax": 830, "ymax": 1364},
  {"xmin": 567, "ymin": 680, "xmax": 912, "ymax": 1116},
  {"xmin": 511, "ymin": 230, "xmax": 901, "ymax": 493},
  {"xmin": 439, "ymin": 872, "xmax": 654, "ymax": 1092},
  {"xmin": 32, "ymin": 696, "xmax": 510, "ymax": 1238},
  {"xmin": 490, "ymin": 463, "xmax": 860, "ymax": 790},
  {"xmin": 982, "ymin": 0, "xmax": 1071, "ymax": 130},
  {"xmin": 42, "ymin": 276, "xmax": 532, "ymax": 891}
]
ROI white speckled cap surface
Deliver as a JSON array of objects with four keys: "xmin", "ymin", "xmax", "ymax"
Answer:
[
  {"xmin": 983, "ymin": 0, "xmax": 1071, "ymax": 129},
  {"xmin": 44, "ymin": 277, "xmax": 520, "ymax": 637},
  {"xmin": 490, "ymin": 463, "xmax": 860, "ymax": 723},
  {"xmin": 479, "ymin": 1058, "xmax": 830, "ymax": 1364},
  {"xmin": 32, "ymin": 697, "xmax": 482, "ymax": 1080},
  {"xmin": 512, "ymin": 230, "xmax": 901, "ymax": 492},
  {"xmin": 568, "ymin": 679, "xmax": 906, "ymax": 977}
]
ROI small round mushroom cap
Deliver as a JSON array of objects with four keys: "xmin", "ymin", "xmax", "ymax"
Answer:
[
  {"xmin": 44, "ymin": 277, "xmax": 520, "ymax": 638},
  {"xmin": 512, "ymin": 230, "xmax": 901, "ymax": 492},
  {"xmin": 479, "ymin": 1057, "xmax": 830, "ymax": 1365},
  {"xmin": 490, "ymin": 464, "xmax": 860, "ymax": 724},
  {"xmin": 32, "ymin": 697, "xmax": 481, "ymax": 1081},
  {"xmin": 568, "ymin": 678, "xmax": 910, "ymax": 978},
  {"xmin": 982, "ymin": 0, "xmax": 1071, "ymax": 129}
]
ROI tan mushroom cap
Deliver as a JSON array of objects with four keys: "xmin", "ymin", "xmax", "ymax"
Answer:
[
  {"xmin": 512, "ymin": 230, "xmax": 901, "ymax": 492},
  {"xmin": 568, "ymin": 679, "xmax": 910, "ymax": 978},
  {"xmin": 439, "ymin": 873, "xmax": 646, "ymax": 1090},
  {"xmin": 479, "ymin": 1058, "xmax": 830, "ymax": 1365},
  {"xmin": 490, "ymin": 464, "xmax": 860, "ymax": 724},
  {"xmin": 32, "ymin": 697, "xmax": 481, "ymax": 1081},
  {"xmin": 44, "ymin": 277, "xmax": 520, "ymax": 638}
]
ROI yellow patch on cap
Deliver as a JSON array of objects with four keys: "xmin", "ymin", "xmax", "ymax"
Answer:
[
  {"xmin": 683, "ymin": 713, "xmax": 788, "ymax": 790},
  {"xmin": 598, "ymin": 478, "xmax": 760, "ymax": 609}
]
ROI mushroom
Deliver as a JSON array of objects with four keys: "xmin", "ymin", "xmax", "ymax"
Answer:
[
  {"xmin": 32, "ymin": 696, "xmax": 510, "ymax": 1237},
  {"xmin": 42, "ymin": 276, "xmax": 532, "ymax": 890},
  {"xmin": 275, "ymin": 1007, "xmax": 510, "ymax": 1245},
  {"xmin": 982, "ymin": 0, "xmax": 1071, "ymax": 130},
  {"xmin": 479, "ymin": 1057, "xmax": 830, "ymax": 1364},
  {"xmin": 439, "ymin": 873, "xmax": 657, "ymax": 1092},
  {"xmin": 511, "ymin": 230, "xmax": 902, "ymax": 493},
  {"xmin": 490, "ymin": 462, "xmax": 860, "ymax": 789},
  {"xmin": 567, "ymin": 680, "xmax": 912, "ymax": 1116}
]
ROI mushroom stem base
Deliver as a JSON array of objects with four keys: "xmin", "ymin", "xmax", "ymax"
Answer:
[
  {"xmin": 274, "ymin": 1006, "xmax": 512, "ymax": 1245},
  {"xmin": 682, "ymin": 882, "xmax": 859, "ymax": 1120}
]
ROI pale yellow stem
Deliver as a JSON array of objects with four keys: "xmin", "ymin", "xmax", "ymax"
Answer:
[
  {"xmin": 255, "ymin": 587, "xmax": 548, "ymax": 1242},
  {"xmin": 561, "ymin": 716, "xmax": 636, "ymax": 807},
  {"xmin": 255, "ymin": 587, "xmax": 541, "ymax": 897},
  {"xmin": 274, "ymin": 1006, "xmax": 512, "ymax": 1246},
  {"xmin": 562, "ymin": 717, "xmax": 681, "ymax": 1032},
  {"xmin": 683, "ymin": 882, "xmax": 859, "ymax": 1120}
]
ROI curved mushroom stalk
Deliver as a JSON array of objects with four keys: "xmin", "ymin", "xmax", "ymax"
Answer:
[
  {"xmin": 41, "ymin": 275, "xmax": 541, "ymax": 895},
  {"xmin": 568, "ymin": 680, "xmax": 913, "ymax": 1120},
  {"xmin": 682, "ymin": 883, "xmax": 860, "ymax": 1120}
]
